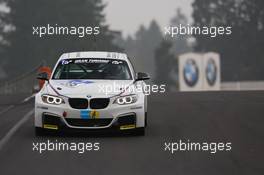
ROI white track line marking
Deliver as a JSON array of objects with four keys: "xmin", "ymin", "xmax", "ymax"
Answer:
[
  {"xmin": 22, "ymin": 94, "xmax": 35, "ymax": 103},
  {"xmin": 0, "ymin": 105, "xmax": 15, "ymax": 116},
  {"xmin": 0, "ymin": 109, "xmax": 34, "ymax": 150}
]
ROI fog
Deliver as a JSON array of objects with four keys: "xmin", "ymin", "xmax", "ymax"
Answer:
[{"xmin": 103, "ymin": 0, "xmax": 193, "ymax": 36}]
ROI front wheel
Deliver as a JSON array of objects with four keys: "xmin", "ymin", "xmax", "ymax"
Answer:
[
  {"xmin": 133, "ymin": 127, "xmax": 145, "ymax": 136},
  {"xmin": 35, "ymin": 127, "xmax": 46, "ymax": 136},
  {"xmin": 145, "ymin": 112, "xmax": 148, "ymax": 127}
]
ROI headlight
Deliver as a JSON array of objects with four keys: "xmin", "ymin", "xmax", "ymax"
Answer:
[
  {"xmin": 41, "ymin": 94, "xmax": 65, "ymax": 105},
  {"xmin": 114, "ymin": 95, "xmax": 137, "ymax": 105}
]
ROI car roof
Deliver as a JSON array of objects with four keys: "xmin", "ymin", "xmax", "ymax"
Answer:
[{"xmin": 59, "ymin": 51, "xmax": 128, "ymax": 61}]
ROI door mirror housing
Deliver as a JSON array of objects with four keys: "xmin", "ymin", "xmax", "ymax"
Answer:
[
  {"xmin": 37, "ymin": 72, "xmax": 49, "ymax": 81},
  {"xmin": 136, "ymin": 72, "xmax": 150, "ymax": 81}
]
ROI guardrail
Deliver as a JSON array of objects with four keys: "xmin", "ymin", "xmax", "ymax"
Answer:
[{"xmin": 0, "ymin": 64, "xmax": 42, "ymax": 94}]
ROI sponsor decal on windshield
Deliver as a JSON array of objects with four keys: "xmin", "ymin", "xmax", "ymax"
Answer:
[
  {"xmin": 112, "ymin": 60, "xmax": 123, "ymax": 65},
  {"xmin": 74, "ymin": 59, "xmax": 109, "ymax": 64},
  {"xmin": 61, "ymin": 58, "xmax": 124, "ymax": 65},
  {"xmin": 61, "ymin": 59, "xmax": 73, "ymax": 65}
]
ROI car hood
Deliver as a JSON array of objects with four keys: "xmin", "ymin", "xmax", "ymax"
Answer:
[{"xmin": 46, "ymin": 79, "xmax": 134, "ymax": 98}]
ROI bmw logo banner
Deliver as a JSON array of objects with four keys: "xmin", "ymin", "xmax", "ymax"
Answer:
[
  {"xmin": 183, "ymin": 59, "xmax": 199, "ymax": 87},
  {"xmin": 206, "ymin": 59, "xmax": 217, "ymax": 86},
  {"xmin": 179, "ymin": 53, "xmax": 203, "ymax": 91},
  {"xmin": 179, "ymin": 52, "xmax": 221, "ymax": 91},
  {"xmin": 203, "ymin": 52, "xmax": 221, "ymax": 90}
]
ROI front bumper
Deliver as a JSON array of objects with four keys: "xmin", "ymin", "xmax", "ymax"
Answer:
[
  {"xmin": 41, "ymin": 112, "xmax": 137, "ymax": 131},
  {"xmin": 34, "ymin": 93, "xmax": 146, "ymax": 130}
]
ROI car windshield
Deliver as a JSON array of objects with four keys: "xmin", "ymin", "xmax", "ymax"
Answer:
[{"xmin": 52, "ymin": 58, "xmax": 132, "ymax": 80}]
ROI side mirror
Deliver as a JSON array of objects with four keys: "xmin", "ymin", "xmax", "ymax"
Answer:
[
  {"xmin": 37, "ymin": 72, "xmax": 49, "ymax": 81},
  {"xmin": 136, "ymin": 72, "xmax": 150, "ymax": 81}
]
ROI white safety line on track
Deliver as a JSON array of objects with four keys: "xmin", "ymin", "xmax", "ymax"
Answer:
[
  {"xmin": 0, "ymin": 105, "xmax": 15, "ymax": 116},
  {"xmin": 0, "ymin": 109, "xmax": 34, "ymax": 150},
  {"xmin": 22, "ymin": 94, "xmax": 35, "ymax": 103},
  {"xmin": 0, "ymin": 94, "xmax": 35, "ymax": 150}
]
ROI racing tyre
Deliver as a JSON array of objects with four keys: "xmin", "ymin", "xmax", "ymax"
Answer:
[
  {"xmin": 35, "ymin": 127, "xmax": 46, "ymax": 136},
  {"xmin": 145, "ymin": 112, "xmax": 148, "ymax": 127},
  {"xmin": 134, "ymin": 127, "xmax": 145, "ymax": 136}
]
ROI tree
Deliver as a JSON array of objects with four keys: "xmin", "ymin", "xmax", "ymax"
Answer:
[
  {"xmin": 154, "ymin": 39, "xmax": 175, "ymax": 86},
  {"xmin": 192, "ymin": 0, "xmax": 264, "ymax": 81},
  {"xmin": 122, "ymin": 20, "xmax": 163, "ymax": 78},
  {"xmin": 0, "ymin": 0, "xmax": 120, "ymax": 77},
  {"xmin": 170, "ymin": 8, "xmax": 192, "ymax": 56}
]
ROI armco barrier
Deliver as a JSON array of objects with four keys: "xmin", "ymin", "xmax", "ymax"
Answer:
[{"xmin": 0, "ymin": 63, "xmax": 43, "ymax": 94}]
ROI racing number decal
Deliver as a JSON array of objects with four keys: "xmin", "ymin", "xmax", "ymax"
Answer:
[
  {"xmin": 90, "ymin": 110, "xmax": 99, "ymax": 119},
  {"xmin": 80, "ymin": 110, "xmax": 89, "ymax": 119},
  {"xmin": 80, "ymin": 110, "xmax": 100, "ymax": 119}
]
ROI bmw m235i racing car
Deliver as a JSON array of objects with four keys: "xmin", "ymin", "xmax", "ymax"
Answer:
[{"xmin": 35, "ymin": 51, "xmax": 150, "ymax": 135}]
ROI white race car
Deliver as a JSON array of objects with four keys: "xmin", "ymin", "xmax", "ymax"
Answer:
[{"xmin": 35, "ymin": 51, "xmax": 149, "ymax": 136}]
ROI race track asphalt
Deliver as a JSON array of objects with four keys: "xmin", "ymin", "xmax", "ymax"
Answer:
[{"xmin": 0, "ymin": 91, "xmax": 263, "ymax": 175}]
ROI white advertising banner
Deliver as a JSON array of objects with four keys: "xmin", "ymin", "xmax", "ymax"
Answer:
[
  {"xmin": 178, "ymin": 52, "xmax": 221, "ymax": 91},
  {"xmin": 203, "ymin": 52, "xmax": 221, "ymax": 91},
  {"xmin": 179, "ymin": 53, "xmax": 203, "ymax": 91}
]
